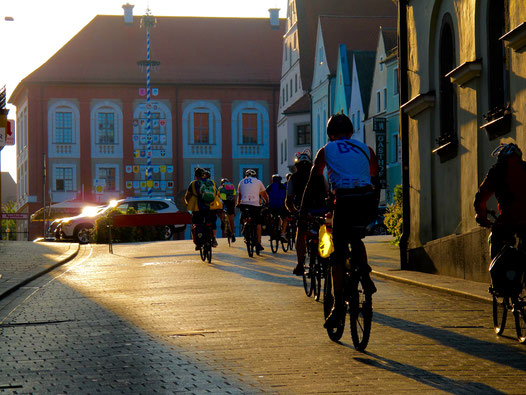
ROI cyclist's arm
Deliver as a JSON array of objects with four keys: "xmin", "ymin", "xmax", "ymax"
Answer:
[
  {"xmin": 184, "ymin": 182, "xmax": 194, "ymax": 205},
  {"xmin": 474, "ymin": 169, "xmax": 497, "ymax": 226},
  {"xmin": 368, "ymin": 147, "xmax": 381, "ymax": 201}
]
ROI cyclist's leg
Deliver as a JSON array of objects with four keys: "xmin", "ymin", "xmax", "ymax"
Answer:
[
  {"xmin": 254, "ymin": 206, "xmax": 264, "ymax": 249},
  {"xmin": 350, "ymin": 236, "xmax": 376, "ymax": 294},
  {"xmin": 207, "ymin": 210, "xmax": 219, "ymax": 247},
  {"xmin": 280, "ymin": 209, "xmax": 288, "ymax": 241},
  {"xmin": 293, "ymin": 223, "xmax": 307, "ymax": 274}
]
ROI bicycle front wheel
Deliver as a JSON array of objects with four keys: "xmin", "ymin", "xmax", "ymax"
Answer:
[
  {"xmin": 302, "ymin": 245, "xmax": 314, "ymax": 297},
  {"xmin": 206, "ymin": 244, "xmax": 212, "ymax": 263},
  {"xmin": 349, "ymin": 277, "xmax": 373, "ymax": 352},
  {"xmin": 492, "ymin": 294, "xmax": 507, "ymax": 336},
  {"xmin": 199, "ymin": 245, "xmax": 206, "ymax": 262},
  {"xmin": 513, "ymin": 302, "xmax": 526, "ymax": 343}
]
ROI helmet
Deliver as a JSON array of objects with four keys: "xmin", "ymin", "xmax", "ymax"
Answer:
[
  {"xmin": 220, "ymin": 178, "xmax": 229, "ymax": 184},
  {"xmin": 326, "ymin": 113, "xmax": 354, "ymax": 137},
  {"xmin": 245, "ymin": 169, "xmax": 257, "ymax": 177},
  {"xmin": 194, "ymin": 167, "xmax": 205, "ymax": 178},
  {"xmin": 294, "ymin": 150, "xmax": 312, "ymax": 165},
  {"xmin": 204, "ymin": 170, "xmax": 211, "ymax": 178},
  {"xmin": 272, "ymin": 174, "xmax": 282, "ymax": 182},
  {"xmin": 491, "ymin": 143, "xmax": 523, "ymax": 161}
]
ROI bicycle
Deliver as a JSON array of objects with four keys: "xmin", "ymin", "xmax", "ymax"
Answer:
[
  {"xmin": 240, "ymin": 207, "xmax": 260, "ymax": 257},
  {"xmin": 285, "ymin": 214, "xmax": 297, "ymax": 251},
  {"xmin": 194, "ymin": 222, "xmax": 213, "ymax": 263},
  {"xmin": 220, "ymin": 208, "xmax": 235, "ymax": 246},
  {"xmin": 323, "ymin": 235, "xmax": 373, "ymax": 351},
  {"xmin": 301, "ymin": 216, "xmax": 329, "ymax": 302}
]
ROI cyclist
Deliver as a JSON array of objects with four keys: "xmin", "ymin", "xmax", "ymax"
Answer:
[
  {"xmin": 266, "ymin": 174, "xmax": 289, "ymax": 243},
  {"xmin": 286, "ymin": 150, "xmax": 327, "ymax": 275},
  {"xmin": 237, "ymin": 169, "xmax": 269, "ymax": 253},
  {"xmin": 302, "ymin": 114, "xmax": 379, "ymax": 328},
  {"xmin": 184, "ymin": 167, "xmax": 223, "ymax": 249},
  {"xmin": 474, "ymin": 143, "xmax": 526, "ymax": 259},
  {"xmin": 218, "ymin": 178, "xmax": 237, "ymax": 242}
]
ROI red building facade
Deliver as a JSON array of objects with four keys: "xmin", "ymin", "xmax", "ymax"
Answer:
[{"xmin": 10, "ymin": 15, "xmax": 284, "ymax": 239}]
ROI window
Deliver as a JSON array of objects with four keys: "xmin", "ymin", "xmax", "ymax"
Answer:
[
  {"xmin": 284, "ymin": 43, "xmax": 288, "ymax": 61},
  {"xmin": 392, "ymin": 134, "xmax": 399, "ymax": 163},
  {"xmin": 376, "ymin": 91, "xmax": 381, "ymax": 113},
  {"xmin": 281, "ymin": 141, "xmax": 284, "ymax": 164},
  {"xmin": 439, "ymin": 15, "xmax": 457, "ymax": 140},
  {"xmin": 55, "ymin": 167, "xmax": 73, "ymax": 191},
  {"xmin": 55, "ymin": 112, "xmax": 73, "ymax": 143},
  {"xmin": 384, "ymin": 88, "xmax": 387, "ymax": 110},
  {"xmin": 319, "ymin": 47, "xmax": 324, "ymax": 64},
  {"xmin": 286, "ymin": 84, "xmax": 289, "ymax": 100},
  {"xmin": 193, "ymin": 112, "xmax": 209, "ymax": 144},
  {"xmin": 394, "ymin": 68, "xmax": 399, "ymax": 95},
  {"xmin": 242, "ymin": 113, "xmax": 258, "ymax": 144},
  {"xmin": 290, "ymin": 80, "xmax": 293, "ymax": 97},
  {"xmin": 357, "ymin": 110, "xmax": 361, "ymax": 131},
  {"xmin": 98, "ymin": 167, "xmax": 116, "ymax": 191},
  {"xmin": 282, "ymin": 88, "xmax": 285, "ymax": 106},
  {"xmin": 295, "ymin": 74, "xmax": 298, "ymax": 92},
  {"xmin": 379, "ymin": 57, "xmax": 384, "ymax": 71},
  {"xmin": 96, "ymin": 112, "xmax": 115, "ymax": 144},
  {"xmin": 487, "ymin": 0, "xmax": 509, "ymax": 111},
  {"xmin": 296, "ymin": 124, "xmax": 311, "ymax": 146},
  {"xmin": 352, "ymin": 114, "xmax": 356, "ymax": 128}
]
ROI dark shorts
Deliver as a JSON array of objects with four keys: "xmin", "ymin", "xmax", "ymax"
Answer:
[
  {"xmin": 269, "ymin": 207, "xmax": 288, "ymax": 220},
  {"xmin": 222, "ymin": 200, "xmax": 236, "ymax": 215},
  {"xmin": 238, "ymin": 204, "xmax": 263, "ymax": 225},
  {"xmin": 192, "ymin": 210, "xmax": 218, "ymax": 230}
]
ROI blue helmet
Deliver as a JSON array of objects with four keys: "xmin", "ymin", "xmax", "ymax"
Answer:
[{"xmin": 491, "ymin": 143, "xmax": 522, "ymax": 161}]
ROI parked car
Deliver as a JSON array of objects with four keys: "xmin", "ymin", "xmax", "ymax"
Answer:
[
  {"xmin": 366, "ymin": 206, "xmax": 388, "ymax": 236},
  {"xmin": 51, "ymin": 198, "xmax": 185, "ymax": 244}
]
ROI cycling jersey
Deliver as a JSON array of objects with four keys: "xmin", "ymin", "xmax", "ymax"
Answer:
[
  {"xmin": 266, "ymin": 181, "xmax": 287, "ymax": 210},
  {"xmin": 324, "ymin": 138, "xmax": 374, "ymax": 190},
  {"xmin": 237, "ymin": 177, "xmax": 265, "ymax": 206}
]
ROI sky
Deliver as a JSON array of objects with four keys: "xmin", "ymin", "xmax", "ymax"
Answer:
[{"xmin": 0, "ymin": 0, "xmax": 287, "ymax": 182}]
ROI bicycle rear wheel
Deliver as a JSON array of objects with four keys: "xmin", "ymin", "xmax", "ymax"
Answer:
[
  {"xmin": 281, "ymin": 239, "xmax": 289, "ymax": 252},
  {"xmin": 313, "ymin": 250, "xmax": 322, "ymax": 302},
  {"xmin": 199, "ymin": 245, "xmax": 206, "ymax": 262},
  {"xmin": 492, "ymin": 294, "xmax": 507, "ymax": 335},
  {"xmin": 513, "ymin": 302, "xmax": 526, "ymax": 343},
  {"xmin": 206, "ymin": 244, "xmax": 212, "ymax": 263},
  {"xmin": 302, "ymin": 244, "xmax": 314, "ymax": 297},
  {"xmin": 349, "ymin": 277, "xmax": 373, "ymax": 352},
  {"xmin": 270, "ymin": 238, "xmax": 279, "ymax": 253}
]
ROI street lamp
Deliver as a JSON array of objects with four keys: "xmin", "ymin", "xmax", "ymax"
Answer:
[{"xmin": 137, "ymin": 9, "xmax": 160, "ymax": 197}]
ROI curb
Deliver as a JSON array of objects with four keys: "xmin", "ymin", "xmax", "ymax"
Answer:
[
  {"xmin": 371, "ymin": 269, "xmax": 492, "ymax": 304},
  {"xmin": 0, "ymin": 243, "xmax": 81, "ymax": 300}
]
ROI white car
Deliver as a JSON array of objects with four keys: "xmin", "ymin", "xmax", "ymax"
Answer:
[{"xmin": 52, "ymin": 198, "xmax": 185, "ymax": 244}]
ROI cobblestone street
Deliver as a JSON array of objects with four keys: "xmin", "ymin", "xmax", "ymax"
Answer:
[{"xmin": 1, "ymin": 239, "xmax": 525, "ymax": 393}]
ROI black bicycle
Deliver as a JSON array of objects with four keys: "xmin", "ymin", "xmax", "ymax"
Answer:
[
  {"xmin": 195, "ymin": 223, "xmax": 213, "ymax": 263},
  {"xmin": 286, "ymin": 214, "xmax": 297, "ymax": 251},
  {"xmin": 268, "ymin": 211, "xmax": 282, "ymax": 254},
  {"xmin": 302, "ymin": 216, "xmax": 329, "ymax": 301},
  {"xmin": 323, "ymin": 237, "xmax": 373, "ymax": 351},
  {"xmin": 241, "ymin": 208, "xmax": 259, "ymax": 257},
  {"xmin": 221, "ymin": 209, "xmax": 235, "ymax": 247}
]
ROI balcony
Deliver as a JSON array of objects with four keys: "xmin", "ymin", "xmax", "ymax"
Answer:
[
  {"xmin": 432, "ymin": 133, "xmax": 458, "ymax": 163},
  {"xmin": 480, "ymin": 106, "xmax": 512, "ymax": 140}
]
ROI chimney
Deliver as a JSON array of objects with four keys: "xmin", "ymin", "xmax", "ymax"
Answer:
[
  {"xmin": 122, "ymin": 3, "xmax": 134, "ymax": 25},
  {"xmin": 269, "ymin": 8, "xmax": 280, "ymax": 29}
]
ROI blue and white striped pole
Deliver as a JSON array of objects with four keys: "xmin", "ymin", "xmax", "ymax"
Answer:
[{"xmin": 145, "ymin": 25, "xmax": 153, "ymax": 197}]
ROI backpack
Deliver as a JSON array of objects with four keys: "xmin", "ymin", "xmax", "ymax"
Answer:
[
  {"xmin": 222, "ymin": 182, "xmax": 235, "ymax": 201},
  {"xmin": 198, "ymin": 179, "xmax": 216, "ymax": 203}
]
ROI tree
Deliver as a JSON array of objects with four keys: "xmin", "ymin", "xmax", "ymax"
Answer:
[
  {"xmin": 384, "ymin": 184, "xmax": 403, "ymax": 245},
  {"xmin": 1, "ymin": 200, "xmax": 17, "ymax": 240}
]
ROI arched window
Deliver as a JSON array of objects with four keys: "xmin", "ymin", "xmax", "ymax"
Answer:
[
  {"xmin": 182, "ymin": 101, "xmax": 220, "ymax": 158},
  {"xmin": 231, "ymin": 101, "xmax": 269, "ymax": 159},
  {"xmin": 487, "ymin": 0, "xmax": 509, "ymax": 111},
  {"xmin": 439, "ymin": 15, "xmax": 457, "ymax": 141},
  {"xmin": 48, "ymin": 100, "xmax": 80, "ymax": 158}
]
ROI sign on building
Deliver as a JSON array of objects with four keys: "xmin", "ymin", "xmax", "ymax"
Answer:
[{"xmin": 373, "ymin": 117, "xmax": 387, "ymax": 190}]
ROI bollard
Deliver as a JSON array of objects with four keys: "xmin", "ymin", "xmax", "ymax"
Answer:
[{"xmin": 107, "ymin": 225, "xmax": 113, "ymax": 254}]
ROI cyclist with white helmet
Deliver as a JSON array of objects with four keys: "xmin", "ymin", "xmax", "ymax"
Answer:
[
  {"xmin": 237, "ymin": 169, "xmax": 269, "ymax": 253},
  {"xmin": 474, "ymin": 143, "xmax": 526, "ymax": 259}
]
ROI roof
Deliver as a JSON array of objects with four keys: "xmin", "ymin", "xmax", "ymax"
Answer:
[
  {"xmin": 295, "ymin": 0, "xmax": 397, "ymax": 90},
  {"xmin": 11, "ymin": 15, "xmax": 285, "ymax": 102},
  {"xmin": 282, "ymin": 93, "xmax": 311, "ymax": 115},
  {"xmin": 381, "ymin": 27, "xmax": 398, "ymax": 53},
  {"xmin": 319, "ymin": 16, "xmax": 397, "ymax": 76},
  {"xmin": 352, "ymin": 51, "xmax": 377, "ymax": 118}
]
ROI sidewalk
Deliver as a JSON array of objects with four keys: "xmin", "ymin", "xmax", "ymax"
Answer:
[
  {"xmin": 365, "ymin": 235, "xmax": 491, "ymax": 303},
  {"xmin": 0, "ymin": 240, "xmax": 80, "ymax": 299}
]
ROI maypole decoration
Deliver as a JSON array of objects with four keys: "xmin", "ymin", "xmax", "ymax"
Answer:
[{"xmin": 138, "ymin": 8, "xmax": 159, "ymax": 197}]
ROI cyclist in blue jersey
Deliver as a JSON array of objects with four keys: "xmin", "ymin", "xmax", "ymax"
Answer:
[
  {"xmin": 266, "ymin": 174, "xmax": 289, "ymax": 243},
  {"xmin": 302, "ymin": 114, "xmax": 380, "ymax": 329}
]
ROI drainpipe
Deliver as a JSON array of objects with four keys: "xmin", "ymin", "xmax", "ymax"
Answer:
[{"xmin": 398, "ymin": 0, "xmax": 410, "ymax": 269}]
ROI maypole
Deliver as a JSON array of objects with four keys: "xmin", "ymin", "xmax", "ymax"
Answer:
[{"xmin": 139, "ymin": 9, "xmax": 158, "ymax": 197}]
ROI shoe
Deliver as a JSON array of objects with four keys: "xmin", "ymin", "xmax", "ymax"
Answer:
[
  {"xmin": 292, "ymin": 263, "xmax": 304, "ymax": 276},
  {"xmin": 231, "ymin": 235, "xmax": 236, "ymax": 243},
  {"xmin": 212, "ymin": 238, "xmax": 218, "ymax": 248},
  {"xmin": 362, "ymin": 276, "xmax": 377, "ymax": 295},
  {"xmin": 324, "ymin": 303, "xmax": 345, "ymax": 329},
  {"xmin": 256, "ymin": 243, "xmax": 264, "ymax": 252},
  {"xmin": 195, "ymin": 245, "xmax": 200, "ymax": 251},
  {"xmin": 279, "ymin": 234, "xmax": 288, "ymax": 243}
]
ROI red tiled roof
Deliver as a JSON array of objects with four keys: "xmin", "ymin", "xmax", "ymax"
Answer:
[
  {"xmin": 12, "ymin": 15, "xmax": 285, "ymax": 100},
  {"xmin": 319, "ymin": 16, "xmax": 397, "ymax": 75},
  {"xmin": 295, "ymin": 0, "xmax": 397, "ymax": 89}
]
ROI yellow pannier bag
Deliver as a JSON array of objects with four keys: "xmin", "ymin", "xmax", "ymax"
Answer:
[{"xmin": 318, "ymin": 224, "xmax": 334, "ymax": 258}]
